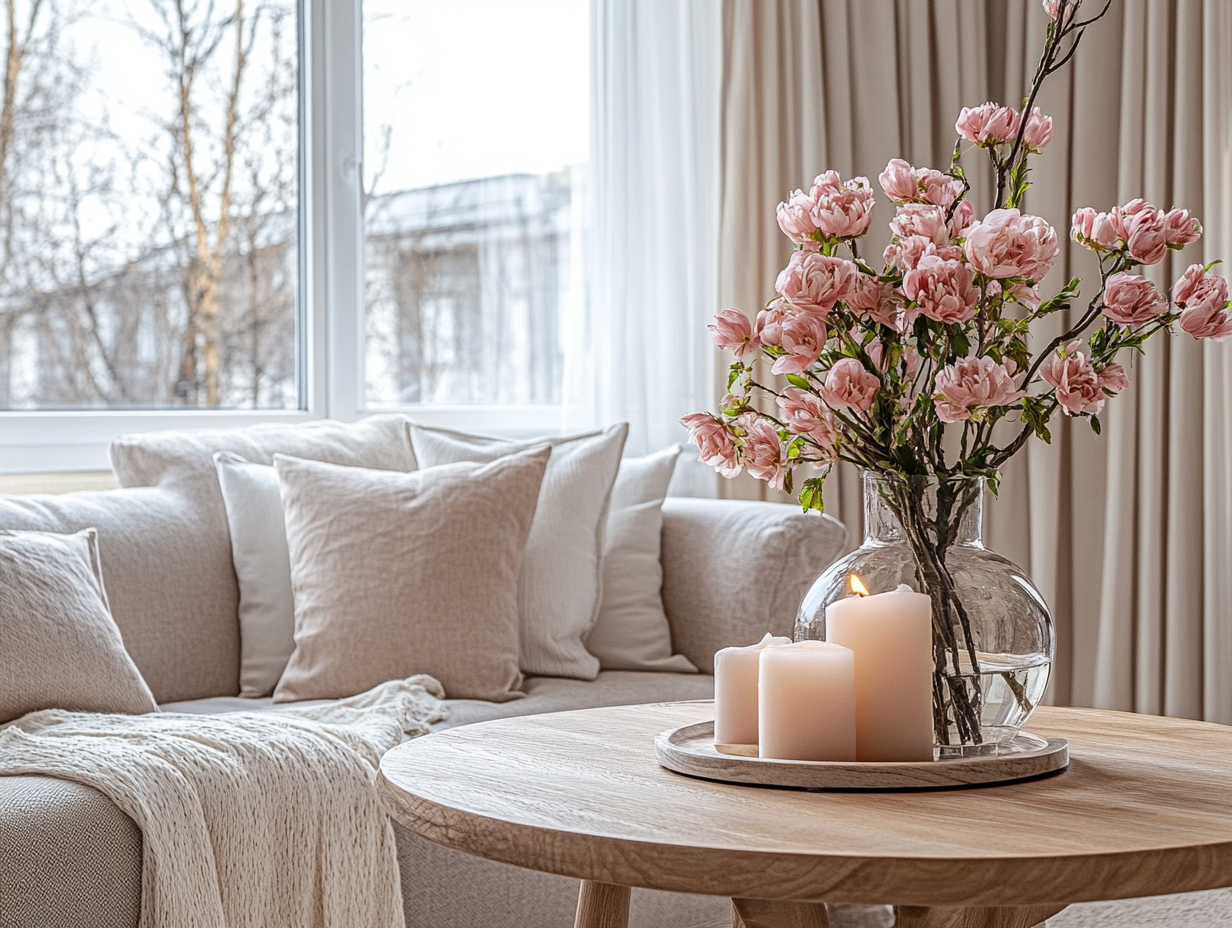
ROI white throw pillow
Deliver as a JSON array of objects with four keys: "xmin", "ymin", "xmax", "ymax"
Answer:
[
  {"xmin": 585, "ymin": 446, "xmax": 697, "ymax": 673},
  {"xmin": 409, "ymin": 423, "xmax": 628, "ymax": 680},
  {"xmin": 214, "ymin": 452, "xmax": 295, "ymax": 697}
]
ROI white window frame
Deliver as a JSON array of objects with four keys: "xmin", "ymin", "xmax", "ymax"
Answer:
[{"xmin": 0, "ymin": 0, "xmax": 566, "ymax": 475}]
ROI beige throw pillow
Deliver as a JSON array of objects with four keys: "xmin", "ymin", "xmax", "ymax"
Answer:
[
  {"xmin": 271, "ymin": 447, "xmax": 551, "ymax": 704},
  {"xmin": 409, "ymin": 423, "xmax": 628, "ymax": 680},
  {"xmin": 0, "ymin": 529, "xmax": 158, "ymax": 723}
]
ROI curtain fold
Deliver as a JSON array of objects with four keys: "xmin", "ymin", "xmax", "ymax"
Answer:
[
  {"xmin": 572, "ymin": 0, "xmax": 721, "ymax": 462},
  {"xmin": 716, "ymin": 0, "xmax": 1232, "ymax": 721}
]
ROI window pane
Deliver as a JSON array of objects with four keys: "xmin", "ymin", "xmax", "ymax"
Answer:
[
  {"xmin": 363, "ymin": 0, "xmax": 588, "ymax": 407},
  {"xmin": 0, "ymin": 0, "xmax": 300, "ymax": 410}
]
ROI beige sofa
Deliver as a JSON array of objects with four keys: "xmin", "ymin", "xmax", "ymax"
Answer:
[{"xmin": 0, "ymin": 426, "xmax": 847, "ymax": 928}]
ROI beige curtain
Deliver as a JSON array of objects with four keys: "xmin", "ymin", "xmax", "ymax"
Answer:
[{"xmin": 718, "ymin": 0, "xmax": 1232, "ymax": 721}]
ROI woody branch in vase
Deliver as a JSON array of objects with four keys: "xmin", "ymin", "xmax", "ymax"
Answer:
[{"xmin": 682, "ymin": 0, "xmax": 1230, "ymax": 752}]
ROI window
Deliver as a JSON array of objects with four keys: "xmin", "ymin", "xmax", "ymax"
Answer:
[
  {"xmin": 0, "ymin": 0, "xmax": 591, "ymax": 470},
  {"xmin": 0, "ymin": 0, "xmax": 300, "ymax": 412},
  {"xmin": 361, "ymin": 0, "xmax": 588, "ymax": 409}
]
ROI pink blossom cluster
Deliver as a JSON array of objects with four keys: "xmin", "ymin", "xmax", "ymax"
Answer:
[
  {"xmin": 955, "ymin": 104, "xmax": 1053, "ymax": 151},
  {"xmin": 878, "ymin": 159, "xmax": 965, "ymax": 207},
  {"xmin": 963, "ymin": 208, "xmax": 1060, "ymax": 282},
  {"xmin": 1040, "ymin": 344, "xmax": 1128, "ymax": 416},
  {"xmin": 1071, "ymin": 200, "xmax": 1201, "ymax": 265},
  {"xmin": 776, "ymin": 170, "xmax": 876, "ymax": 243}
]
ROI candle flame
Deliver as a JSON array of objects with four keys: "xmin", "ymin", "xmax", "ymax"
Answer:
[{"xmin": 849, "ymin": 574, "xmax": 870, "ymax": 597}]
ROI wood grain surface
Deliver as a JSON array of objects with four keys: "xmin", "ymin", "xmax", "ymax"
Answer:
[
  {"xmin": 656, "ymin": 720, "xmax": 1068, "ymax": 789},
  {"xmin": 378, "ymin": 701, "xmax": 1232, "ymax": 908}
]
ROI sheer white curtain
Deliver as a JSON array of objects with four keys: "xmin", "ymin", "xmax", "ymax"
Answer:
[{"xmin": 568, "ymin": 0, "xmax": 722, "ymax": 465}]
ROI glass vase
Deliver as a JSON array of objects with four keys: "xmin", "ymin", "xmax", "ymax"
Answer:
[{"xmin": 796, "ymin": 472, "xmax": 1054, "ymax": 757}]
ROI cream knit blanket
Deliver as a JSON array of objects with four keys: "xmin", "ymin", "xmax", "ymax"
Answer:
[{"xmin": 0, "ymin": 676, "xmax": 447, "ymax": 928}]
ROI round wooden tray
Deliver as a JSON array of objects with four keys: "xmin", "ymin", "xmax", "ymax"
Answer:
[{"xmin": 654, "ymin": 720, "xmax": 1068, "ymax": 790}]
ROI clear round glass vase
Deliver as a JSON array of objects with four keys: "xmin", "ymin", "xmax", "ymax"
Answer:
[{"xmin": 796, "ymin": 472, "xmax": 1055, "ymax": 757}]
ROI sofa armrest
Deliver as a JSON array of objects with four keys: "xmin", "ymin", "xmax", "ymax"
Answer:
[
  {"xmin": 660, "ymin": 498, "xmax": 848, "ymax": 673},
  {"xmin": 0, "ymin": 775, "xmax": 141, "ymax": 928}
]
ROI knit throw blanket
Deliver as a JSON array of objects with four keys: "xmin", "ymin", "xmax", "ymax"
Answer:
[{"xmin": 0, "ymin": 676, "xmax": 448, "ymax": 928}]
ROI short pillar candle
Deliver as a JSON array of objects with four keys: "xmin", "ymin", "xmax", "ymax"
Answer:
[
  {"xmin": 713, "ymin": 633, "xmax": 791, "ymax": 747},
  {"xmin": 758, "ymin": 641, "xmax": 857, "ymax": 761},
  {"xmin": 825, "ymin": 580, "xmax": 934, "ymax": 762}
]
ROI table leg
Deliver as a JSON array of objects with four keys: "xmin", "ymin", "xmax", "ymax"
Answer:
[
  {"xmin": 732, "ymin": 897, "xmax": 831, "ymax": 928},
  {"xmin": 895, "ymin": 904, "xmax": 1067, "ymax": 928},
  {"xmin": 574, "ymin": 880, "xmax": 631, "ymax": 928}
]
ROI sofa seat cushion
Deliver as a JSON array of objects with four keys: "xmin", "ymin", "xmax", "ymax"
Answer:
[{"xmin": 160, "ymin": 671, "xmax": 716, "ymax": 730}]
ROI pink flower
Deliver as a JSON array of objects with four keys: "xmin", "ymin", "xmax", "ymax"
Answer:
[
  {"xmin": 1163, "ymin": 208, "xmax": 1202, "ymax": 246},
  {"xmin": 933, "ymin": 356, "xmax": 1026, "ymax": 423},
  {"xmin": 885, "ymin": 236, "xmax": 962, "ymax": 272},
  {"xmin": 948, "ymin": 199, "xmax": 976, "ymax": 238},
  {"xmin": 1071, "ymin": 207, "xmax": 1120, "ymax": 250},
  {"xmin": 963, "ymin": 208, "xmax": 1059, "ymax": 281},
  {"xmin": 819, "ymin": 358, "xmax": 879, "ymax": 413},
  {"xmin": 878, "ymin": 159, "xmax": 919, "ymax": 201},
  {"xmin": 902, "ymin": 255, "xmax": 979, "ymax": 324},
  {"xmin": 771, "ymin": 312, "xmax": 829, "ymax": 375},
  {"xmin": 1040, "ymin": 344, "xmax": 1108, "ymax": 416},
  {"xmin": 755, "ymin": 303, "xmax": 788, "ymax": 346},
  {"xmin": 739, "ymin": 414, "xmax": 788, "ymax": 490},
  {"xmin": 708, "ymin": 309, "xmax": 760, "ymax": 359},
  {"xmin": 1121, "ymin": 205, "xmax": 1168, "ymax": 265},
  {"xmin": 890, "ymin": 204, "xmax": 950, "ymax": 246},
  {"xmin": 1102, "ymin": 272, "xmax": 1167, "ymax": 327},
  {"xmin": 775, "ymin": 251, "xmax": 859, "ymax": 314},
  {"xmin": 956, "ymin": 103, "xmax": 1020, "ymax": 145},
  {"xmin": 680, "ymin": 412, "xmax": 741, "ymax": 478},
  {"xmin": 848, "ymin": 275, "xmax": 901, "ymax": 327},
  {"xmin": 1099, "ymin": 363, "xmax": 1129, "ymax": 396},
  {"xmin": 1174, "ymin": 264, "xmax": 1232, "ymax": 341},
  {"xmin": 776, "ymin": 189, "xmax": 818, "ymax": 243},
  {"xmin": 1043, "ymin": 0, "xmax": 1078, "ymax": 26},
  {"xmin": 1022, "ymin": 107, "xmax": 1054, "ymax": 151},
  {"xmin": 810, "ymin": 174, "xmax": 875, "ymax": 239},
  {"xmin": 776, "ymin": 388, "xmax": 837, "ymax": 460},
  {"xmin": 878, "ymin": 159, "xmax": 964, "ymax": 208}
]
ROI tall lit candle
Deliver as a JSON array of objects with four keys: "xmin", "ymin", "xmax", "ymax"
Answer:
[
  {"xmin": 825, "ymin": 578, "xmax": 933, "ymax": 762},
  {"xmin": 713, "ymin": 633, "xmax": 791, "ymax": 748},
  {"xmin": 758, "ymin": 641, "xmax": 857, "ymax": 761}
]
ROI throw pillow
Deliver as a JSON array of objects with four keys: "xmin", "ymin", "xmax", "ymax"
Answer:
[
  {"xmin": 107, "ymin": 416, "xmax": 418, "ymax": 698},
  {"xmin": 0, "ymin": 529, "xmax": 158, "ymax": 723},
  {"xmin": 271, "ymin": 447, "xmax": 551, "ymax": 704},
  {"xmin": 585, "ymin": 446, "xmax": 697, "ymax": 673},
  {"xmin": 214, "ymin": 452, "xmax": 295, "ymax": 697},
  {"xmin": 409, "ymin": 423, "xmax": 628, "ymax": 680}
]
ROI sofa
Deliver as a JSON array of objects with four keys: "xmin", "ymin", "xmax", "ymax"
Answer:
[{"xmin": 0, "ymin": 418, "xmax": 848, "ymax": 928}]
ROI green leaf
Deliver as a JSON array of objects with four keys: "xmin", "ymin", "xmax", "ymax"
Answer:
[
  {"xmin": 798, "ymin": 477, "xmax": 826, "ymax": 513},
  {"xmin": 782, "ymin": 469, "xmax": 794, "ymax": 495},
  {"xmin": 727, "ymin": 364, "xmax": 742, "ymax": 391},
  {"xmin": 785, "ymin": 373, "xmax": 812, "ymax": 390},
  {"xmin": 1089, "ymin": 415, "xmax": 1102, "ymax": 435},
  {"xmin": 1035, "ymin": 276, "xmax": 1082, "ymax": 317}
]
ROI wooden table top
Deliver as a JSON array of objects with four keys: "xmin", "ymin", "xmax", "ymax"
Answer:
[{"xmin": 377, "ymin": 700, "xmax": 1232, "ymax": 908}]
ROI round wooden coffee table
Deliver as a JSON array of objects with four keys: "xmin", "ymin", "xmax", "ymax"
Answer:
[{"xmin": 378, "ymin": 701, "xmax": 1232, "ymax": 928}]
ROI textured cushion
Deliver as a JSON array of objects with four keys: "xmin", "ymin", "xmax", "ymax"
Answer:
[
  {"xmin": 585, "ymin": 446, "xmax": 697, "ymax": 673},
  {"xmin": 410, "ymin": 423, "xmax": 628, "ymax": 680},
  {"xmin": 660, "ymin": 498, "xmax": 849, "ymax": 672},
  {"xmin": 272, "ymin": 449, "xmax": 550, "ymax": 703},
  {"xmin": 0, "ymin": 529, "xmax": 157, "ymax": 723},
  {"xmin": 0, "ymin": 776, "xmax": 142, "ymax": 928},
  {"xmin": 103, "ymin": 416, "xmax": 418, "ymax": 700},
  {"xmin": 0, "ymin": 487, "xmax": 234, "ymax": 703},
  {"xmin": 214, "ymin": 453, "xmax": 295, "ymax": 697}
]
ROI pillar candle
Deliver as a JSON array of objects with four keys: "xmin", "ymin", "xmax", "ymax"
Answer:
[
  {"xmin": 713, "ymin": 633, "xmax": 791, "ymax": 747},
  {"xmin": 758, "ymin": 641, "xmax": 857, "ymax": 762},
  {"xmin": 825, "ymin": 581, "xmax": 933, "ymax": 762}
]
